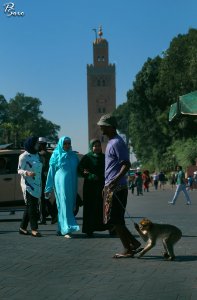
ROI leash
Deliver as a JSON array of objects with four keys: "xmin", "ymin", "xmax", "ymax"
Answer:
[{"xmin": 113, "ymin": 190, "xmax": 136, "ymax": 224}]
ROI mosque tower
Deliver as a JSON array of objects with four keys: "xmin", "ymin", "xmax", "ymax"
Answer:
[{"xmin": 87, "ymin": 26, "xmax": 116, "ymax": 150}]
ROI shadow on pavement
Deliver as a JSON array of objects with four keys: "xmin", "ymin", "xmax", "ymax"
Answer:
[
  {"xmin": 182, "ymin": 234, "xmax": 197, "ymax": 238},
  {"xmin": 136, "ymin": 255, "xmax": 197, "ymax": 261}
]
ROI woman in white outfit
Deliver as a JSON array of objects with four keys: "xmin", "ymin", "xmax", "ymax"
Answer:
[{"xmin": 18, "ymin": 136, "xmax": 43, "ymax": 237}]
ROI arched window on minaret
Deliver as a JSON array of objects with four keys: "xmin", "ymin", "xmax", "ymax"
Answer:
[{"xmin": 98, "ymin": 107, "xmax": 106, "ymax": 113}]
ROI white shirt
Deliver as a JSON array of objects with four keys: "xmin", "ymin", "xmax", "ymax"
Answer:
[
  {"xmin": 18, "ymin": 151, "xmax": 42, "ymax": 201},
  {"xmin": 153, "ymin": 174, "xmax": 159, "ymax": 181}
]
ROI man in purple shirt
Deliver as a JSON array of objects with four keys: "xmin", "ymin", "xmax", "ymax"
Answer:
[{"xmin": 97, "ymin": 114, "xmax": 141, "ymax": 258}]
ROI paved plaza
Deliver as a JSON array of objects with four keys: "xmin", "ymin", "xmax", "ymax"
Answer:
[{"xmin": 0, "ymin": 186, "xmax": 197, "ymax": 300}]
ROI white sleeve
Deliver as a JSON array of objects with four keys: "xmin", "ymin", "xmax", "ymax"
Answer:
[{"xmin": 18, "ymin": 154, "xmax": 27, "ymax": 176}]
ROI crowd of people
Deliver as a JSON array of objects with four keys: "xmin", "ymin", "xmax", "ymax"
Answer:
[
  {"xmin": 17, "ymin": 113, "xmax": 195, "ymax": 258},
  {"xmin": 128, "ymin": 169, "xmax": 167, "ymax": 195},
  {"xmin": 17, "ymin": 113, "xmax": 143, "ymax": 258},
  {"xmin": 128, "ymin": 167, "xmax": 197, "ymax": 197}
]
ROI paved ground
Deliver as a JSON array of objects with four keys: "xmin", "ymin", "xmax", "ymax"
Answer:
[{"xmin": 0, "ymin": 185, "xmax": 197, "ymax": 300}]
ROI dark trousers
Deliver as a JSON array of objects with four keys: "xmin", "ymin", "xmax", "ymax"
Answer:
[
  {"xmin": 39, "ymin": 194, "xmax": 47, "ymax": 222},
  {"xmin": 20, "ymin": 191, "xmax": 39, "ymax": 231},
  {"xmin": 111, "ymin": 189, "xmax": 141, "ymax": 253},
  {"xmin": 39, "ymin": 188, "xmax": 58, "ymax": 222},
  {"xmin": 136, "ymin": 185, "xmax": 143, "ymax": 195}
]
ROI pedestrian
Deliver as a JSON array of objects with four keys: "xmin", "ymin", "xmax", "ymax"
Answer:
[
  {"xmin": 142, "ymin": 170, "xmax": 151, "ymax": 192},
  {"xmin": 168, "ymin": 165, "xmax": 191, "ymax": 205},
  {"xmin": 135, "ymin": 169, "xmax": 143, "ymax": 196},
  {"xmin": 38, "ymin": 137, "xmax": 58, "ymax": 225},
  {"xmin": 44, "ymin": 136, "xmax": 80, "ymax": 238},
  {"xmin": 97, "ymin": 113, "xmax": 142, "ymax": 258},
  {"xmin": 169, "ymin": 172, "xmax": 176, "ymax": 189},
  {"xmin": 78, "ymin": 138, "xmax": 108, "ymax": 237},
  {"xmin": 152, "ymin": 172, "xmax": 159, "ymax": 190},
  {"xmin": 18, "ymin": 136, "xmax": 42, "ymax": 237},
  {"xmin": 158, "ymin": 171, "xmax": 166, "ymax": 190},
  {"xmin": 193, "ymin": 171, "xmax": 197, "ymax": 189},
  {"xmin": 187, "ymin": 175, "xmax": 193, "ymax": 191},
  {"xmin": 129, "ymin": 174, "xmax": 136, "ymax": 195}
]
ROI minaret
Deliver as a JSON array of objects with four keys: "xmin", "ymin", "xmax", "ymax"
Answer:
[{"xmin": 87, "ymin": 26, "xmax": 116, "ymax": 151}]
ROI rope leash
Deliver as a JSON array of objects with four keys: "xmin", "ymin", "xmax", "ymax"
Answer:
[{"xmin": 113, "ymin": 191, "xmax": 135, "ymax": 224}]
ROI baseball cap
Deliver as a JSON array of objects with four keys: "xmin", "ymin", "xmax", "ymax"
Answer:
[
  {"xmin": 38, "ymin": 137, "xmax": 47, "ymax": 143},
  {"xmin": 97, "ymin": 113, "xmax": 118, "ymax": 128}
]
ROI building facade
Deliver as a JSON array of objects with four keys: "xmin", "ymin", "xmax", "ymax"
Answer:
[{"xmin": 87, "ymin": 26, "xmax": 116, "ymax": 150}]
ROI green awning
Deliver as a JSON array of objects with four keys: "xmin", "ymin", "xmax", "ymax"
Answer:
[
  {"xmin": 169, "ymin": 102, "xmax": 179, "ymax": 122},
  {"xmin": 169, "ymin": 91, "xmax": 197, "ymax": 121},
  {"xmin": 179, "ymin": 91, "xmax": 197, "ymax": 115}
]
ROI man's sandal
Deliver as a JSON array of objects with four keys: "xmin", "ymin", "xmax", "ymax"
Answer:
[
  {"xmin": 19, "ymin": 228, "xmax": 30, "ymax": 235},
  {"xmin": 132, "ymin": 247, "xmax": 144, "ymax": 254},
  {"xmin": 113, "ymin": 252, "xmax": 135, "ymax": 258}
]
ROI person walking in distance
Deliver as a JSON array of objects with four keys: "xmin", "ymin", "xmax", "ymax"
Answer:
[
  {"xmin": 135, "ymin": 168, "xmax": 143, "ymax": 196},
  {"xmin": 152, "ymin": 172, "xmax": 159, "ymax": 190},
  {"xmin": 97, "ymin": 113, "xmax": 142, "ymax": 258},
  {"xmin": 158, "ymin": 171, "xmax": 166, "ymax": 190},
  {"xmin": 168, "ymin": 165, "xmax": 191, "ymax": 205}
]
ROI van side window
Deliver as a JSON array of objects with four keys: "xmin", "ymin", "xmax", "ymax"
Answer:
[
  {"xmin": 5, "ymin": 154, "xmax": 19, "ymax": 174},
  {"xmin": 0, "ymin": 157, "xmax": 8, "ymax": 175}
]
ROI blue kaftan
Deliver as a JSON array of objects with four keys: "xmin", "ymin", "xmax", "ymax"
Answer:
[{"xmin": 45, "ymin": 150, "xmax": 80, "ymax": 235}]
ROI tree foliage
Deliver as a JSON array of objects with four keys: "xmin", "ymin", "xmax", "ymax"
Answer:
[
  {"xmin": 115, "ymin": 28, "xmax": 197, "ymax": 171},
  {"xmin": 0, "ymin": 93, "xmax": 60, "ymax": 146},
  {"xmin": 0, "ymin": 95, "xmax": 8, "ymax": 124}
]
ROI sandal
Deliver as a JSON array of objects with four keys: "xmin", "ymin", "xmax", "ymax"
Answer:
[
  {"xmin": 19, "ymin": 228, "xmax": 30, "ymax": 235},
  {"xmin": 113, "ymin": 252, "xmax": 135, "ymax": 258},
  {"xmin": 132, "ymin": 247, "xmax": 144, "ymax": 254},
  {"xmin": 31, "ymin": 232, "xmax": 42, "ymax": 237},
  {"xmin": 64, "ymin": 234, "xmax": 72, "ymax": 239}
]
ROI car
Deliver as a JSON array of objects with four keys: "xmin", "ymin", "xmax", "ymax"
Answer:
[{"xmin": 0, "ymin": 145, "xmax": 83, "ymax": 208}]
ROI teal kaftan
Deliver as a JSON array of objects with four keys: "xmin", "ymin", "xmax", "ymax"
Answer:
[{"xmin": 45, "ymin": 137, "xmax": 80, "ymax": 235}]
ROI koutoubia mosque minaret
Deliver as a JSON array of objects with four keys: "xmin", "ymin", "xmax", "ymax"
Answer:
[{"xmin": 87, "ymin": 26, "xmax": 116, "ymax": 150}]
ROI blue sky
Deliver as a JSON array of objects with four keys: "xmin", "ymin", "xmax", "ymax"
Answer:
[{"xmin": 1, "ymin": 0, "xmax": 197, "ymax": 153}]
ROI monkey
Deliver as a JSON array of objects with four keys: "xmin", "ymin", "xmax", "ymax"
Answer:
[{"xmin": 134, "ymin": 218, "xmax": 182, "ymax": 261}]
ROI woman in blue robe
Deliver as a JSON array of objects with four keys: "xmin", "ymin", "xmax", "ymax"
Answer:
[{"xmin": 45, "ymin": 136, "xmax": 80, "ymax": 238}]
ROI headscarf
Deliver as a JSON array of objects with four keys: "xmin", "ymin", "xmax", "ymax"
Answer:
[
  {"xmin": 24, "ymin": 136, "xmax": 38, "ymax": 154},
  {"xmin": 49, "ymin": 136, "xmax": 73, "ymax": 167},
  {"xmin": 87, "ymin": 139, "xmax": 102, "ymax": 158}
]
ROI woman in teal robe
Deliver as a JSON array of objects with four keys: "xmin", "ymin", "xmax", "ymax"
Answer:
[
  {"xmin": 78, "ymin": 139, "xmax": 107, "ymax": 237},
  {"xmin": 45, "ymin": 136, "xmax": 80, "ymax": 237}
]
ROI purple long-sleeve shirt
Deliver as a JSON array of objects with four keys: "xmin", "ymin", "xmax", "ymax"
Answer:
[{"xmin": 105, "ymin": 134, "xmax": 130, "ymax": 186}]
